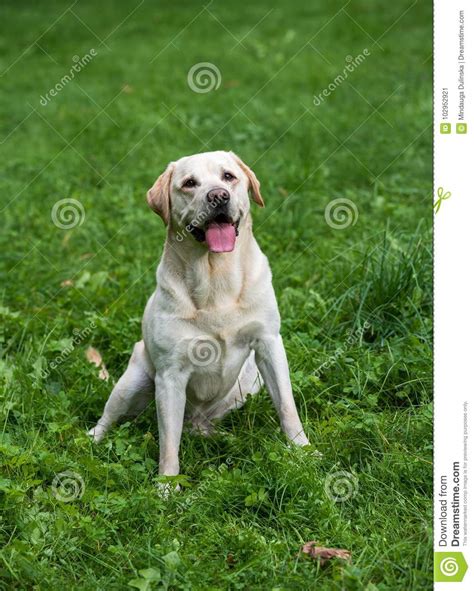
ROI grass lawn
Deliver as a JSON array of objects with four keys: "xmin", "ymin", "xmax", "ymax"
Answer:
[{"xmin": 0, "ymin": 1, "xmax": 432, "ymax": 589}]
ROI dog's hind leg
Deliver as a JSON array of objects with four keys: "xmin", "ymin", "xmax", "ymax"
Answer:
[{"xmin": 88, "ymin": 340, "xmax": 155, "ymax": 442}]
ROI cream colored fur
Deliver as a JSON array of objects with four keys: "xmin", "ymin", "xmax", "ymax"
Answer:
[{"xmin": 88, "ymin": 151, "xmax": 309, "ymax": 478}]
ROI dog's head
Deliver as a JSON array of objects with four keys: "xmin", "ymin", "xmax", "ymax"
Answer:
[{"xmin": 147, "ymin": 151, "xmax": 264, "ymax": 253}]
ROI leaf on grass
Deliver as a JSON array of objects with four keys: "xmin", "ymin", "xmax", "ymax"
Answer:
[
  {"xmin": 76, "ymin": 271, "xmax": 91, "ymax": 289},
  {"xmin": 127, "ymin": 566, "xmax": 161, "ymax": 590},
  {"xmin": 0, "ymin": 306, "xmax": 20, "ymax": 319},
  {"xmin": 162, "ymin": 551, "xmax": 180, "ymax": 570},
  {"xmin": 300, "ymin": 542, "xmax": 351, "ymax": 565},
  {"xmin": 128, "ymin": 579, "xmax": 150, "ymax": 591},
  {"xmin": 76, "ymin": 270, "xmax": 109, "ymax": 290},
  {"xmin": 86, "ymin": 347, "xmax": 109, "ymax": 381},
  {"xmin": 138, "ymin": 568, "xmax": 161, "ymax": 581},
  {"xmin": 61, "ymin": 279, "xmax": 74, "ymax": 287}
]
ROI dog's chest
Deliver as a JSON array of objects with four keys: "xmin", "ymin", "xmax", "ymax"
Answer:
[
  {"xmin": 184, "ymin": 308, "xmax": 259, "ymax": 401},
  {"xmin": 189, "ymin": 267, "xmax": 243, "ymax": 310}
]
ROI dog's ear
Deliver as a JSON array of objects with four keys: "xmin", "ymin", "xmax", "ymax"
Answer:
[
  {"xmin": 229, "ymin": 152, "xmax": 265, "ymax": 207},
  {"xmin": 147, "ymin": 162, "xmax": 175, "ymax": 224}
]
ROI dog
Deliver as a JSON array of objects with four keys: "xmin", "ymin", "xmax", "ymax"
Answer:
[{"xmin": 88, "ymin": 151, "xmax": 309, "ymax": 478}]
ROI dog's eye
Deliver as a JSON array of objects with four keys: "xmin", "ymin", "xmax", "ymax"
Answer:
[
  {"xmin": 183, "ymin": 178, "xmax": 197, "ymax": 188},
  {"xmin": 223, "ymin": 172, "xmax": 236, "ymax": 182}
]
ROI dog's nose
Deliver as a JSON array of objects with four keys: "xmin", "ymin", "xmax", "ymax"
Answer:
[{"xmin": 207, "ymin": 188, "xmax": 230, "ymax": 205}]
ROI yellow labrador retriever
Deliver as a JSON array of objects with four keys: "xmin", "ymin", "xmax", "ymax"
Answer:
[{"xmin": 89, "ymin": 151, "xmax": 309, "ymax": 477}]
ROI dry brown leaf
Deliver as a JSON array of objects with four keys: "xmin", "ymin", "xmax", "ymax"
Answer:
[
  {"xmin": 86, "ymin": 346, "xmax": 110, "ymax": 381},
  {"xmin": 300, "ymin": 543, "xmax": 351, "ymax": 565},
  {"xmin": 122, "ymin": 84, "xmax": 134, "ymax": 93},
  {"xmin": 61, "ymin": 279, "xmax": 74, "ymax": 287},
  {"xmin": 224, "ymin": 80, "xmax": 240, "ymax": 88},
  {"xmin": 98, "ymin": 367, "xmax": 110, "ymax": 381}
]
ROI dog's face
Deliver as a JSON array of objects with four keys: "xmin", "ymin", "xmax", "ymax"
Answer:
[{"xmin": 147, "ymin": 151, "xmax": 264, "ymax": 253}]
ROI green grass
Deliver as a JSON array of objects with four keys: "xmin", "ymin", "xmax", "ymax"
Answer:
[{"xmin": 0, "ymin": 0, "xmax": 432, "ymax": 589}]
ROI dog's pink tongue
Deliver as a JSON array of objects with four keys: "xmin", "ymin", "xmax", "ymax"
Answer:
[{"xmin": 205, "ymin": 222, "xmax": 236, "ymax": 253}]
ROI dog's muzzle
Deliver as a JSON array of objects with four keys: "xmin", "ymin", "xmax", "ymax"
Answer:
[
  {"xmin": 187, "ymin": 187, "xmax": 240, "ymax": 253},
  {"xmin": 189, "ymin": 210, "xmax": 240, "ymax": 253},
  {"xmin": 206, "ymin": 188, "xmax": 230, "ymax": 206}
]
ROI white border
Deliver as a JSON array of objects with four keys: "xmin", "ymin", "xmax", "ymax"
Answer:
[{"xmin": 434, "ymin": 0, "xmax": 473, "ymax": 587}]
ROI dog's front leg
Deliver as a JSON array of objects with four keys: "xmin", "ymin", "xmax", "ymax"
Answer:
[
  {"xmin": 155, "ymin": 370, "xmax": 188, "ymax": 476},
  {"xmin": 255, "ymin": 335, "xmax": 309, "ymax": 446}
]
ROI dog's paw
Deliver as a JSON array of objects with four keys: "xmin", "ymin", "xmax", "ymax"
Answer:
[
  {"xmin": 286, "ymin": 442, "xmax": 323, "ymax": 458},
  {"xmin": 286, "ymin": 433, "xmax": 323, "ymax": 457},
  {"xmin": 87, "ymin": 424, "xmax": 107, "ymax": 443},
  {"xmin": 290, "ymin": 432, "xmax": 310, "ymax": 447},
  {"xmin": 156, "ymin": 481, "xmax": 181, "ymax": 498}
]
